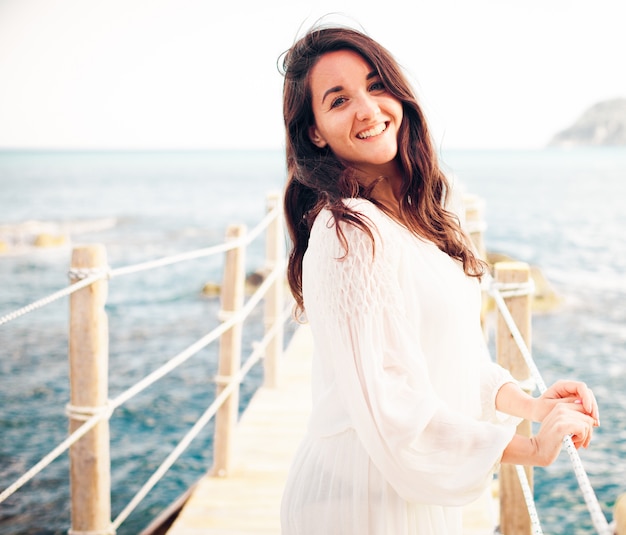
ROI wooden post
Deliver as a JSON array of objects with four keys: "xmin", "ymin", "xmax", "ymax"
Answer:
[
  {"xmin": 495, "ymin": 261, "xmax": 533, "ymax": 535},
  {"xmin": 464, "ymin": 194, "xmax": 491, "ymax": 335},
  {"xmin": 68, "ymin": 245, "xmax": 113, "ymax": 534},
  {"xmin": 464, "ymin": 194, "xmax": 487, "ymax": 260},
  {"xmin": 615, "ymin": 493, "xmax": 626, "ymax": 535},
  {"xmin": 212, "ymin": 224, "xmax": 246, "ymax": 477},
  {"xmin": 263, "ymin": 192, "xmax": 284, "ymax": 388}
]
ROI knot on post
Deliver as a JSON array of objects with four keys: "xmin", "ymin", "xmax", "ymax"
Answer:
[
  {"xmin": 68, "ymin": 266, "xmax": 111, "ymax": 282},
  {"xmin": 213, "ymin": 374, "xmax": 233, "ymax": 387},
  {"xmin": 490, "ymin": 280, "xmax": 535, "ymax": 298},
  {"xmin": 65, "ymin": 402, "xmax": 113, "ymax": 422},
  {"xmin": 464, "ymin": 220, "xmax": 488, "ymax": 234},
  {"xmin": 516, "ymin": 377, "xmax": 536, "ymax": 394},
  {"xmin": 217, "ymin": 309, "xmax": 237, "ymax": 323}
]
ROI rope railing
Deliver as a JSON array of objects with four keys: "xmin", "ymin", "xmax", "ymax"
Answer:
[
  {"xmin": 0, "ymin": 400, "xmax": 113, "ymax": 505},
  {"xmin": 111, "ymin": 258, "xmax": 285, "ymax": 415},
  {"xmin": 0, "ymin": 205, "xmax": 280, "ymax": 328},
  {"xmin": 0, "ymin": 193, "xmax": 289, "ymax": 535},
  {"xmin": 0, "ymin": 244, "xmax": 286, "ymax": 509},
  {"xmin": 0, "ymin": 270, "xmax": 108, "ymax": 326},
  {"xmin": 514, "ymin": 463, "xmax": 544, "ymax": 535},
  {"xmin": 111, "ymin": 302, "xmax": 293, "ymax": 530},
  {"xmin": 486, "ymin": 274, "xmax": 612, "ymax": 535}
]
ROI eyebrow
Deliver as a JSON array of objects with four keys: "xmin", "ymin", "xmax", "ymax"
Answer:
[{"xmin": 321, "ymin": 70, "xmax": 380, "ymax": 104}]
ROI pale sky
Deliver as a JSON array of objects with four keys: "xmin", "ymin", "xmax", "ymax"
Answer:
[{"xmin": 0, "ymin": 0, "xmax": 624, "ymax": 151}]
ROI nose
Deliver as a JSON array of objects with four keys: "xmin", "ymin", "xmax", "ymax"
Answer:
[{"xmin": 355, "ymin": 93, "xmax": 380, "ymax": 122}]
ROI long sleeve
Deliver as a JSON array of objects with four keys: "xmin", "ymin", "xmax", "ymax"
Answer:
[{"xmin": 302, "ymin": 200, "xmax": 517, "ymax": 506}]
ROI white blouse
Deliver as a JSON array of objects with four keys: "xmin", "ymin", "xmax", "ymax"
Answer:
[{"xmin": 281, "ymin": 198, "xmax": 519, "ymax": 535}]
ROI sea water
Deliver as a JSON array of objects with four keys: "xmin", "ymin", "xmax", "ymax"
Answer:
[{"xmin": 0, "ymin": 148, "xmax": 624, "ymax": 534}]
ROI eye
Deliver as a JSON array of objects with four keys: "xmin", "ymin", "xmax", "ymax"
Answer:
[
  {"xmin": 330, "ymin": 96, "xmax": 347, "ymax": 109},
  {"xmin": 369, "ymin": 80, "xmax": 386, "ymax": 92}
]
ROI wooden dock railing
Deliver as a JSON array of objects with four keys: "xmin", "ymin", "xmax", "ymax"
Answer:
[
  {"xmin": 66, "ymin": 192, "xmax": 286, "ymax": 534},
  {"xmin": 68, "ymin": 243, "xmax": 112, "ymax": 533},
  {"xmin": 0, "ymin": 191, "xmax": 288, "ymax": 534},
  {"xmin": 495, "ymin": 261, "xmax": 534, "ymax": 535}
]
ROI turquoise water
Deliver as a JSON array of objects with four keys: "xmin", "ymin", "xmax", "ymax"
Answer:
[{"xmin": 0, "ymin": 148, "xmax": 625, "ymax": 534}]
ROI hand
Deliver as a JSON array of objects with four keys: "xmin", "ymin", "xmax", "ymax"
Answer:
[
  {"xmin": 531, "ymin": 402, "xmax": 596, "ymax": 466},
  {"xmin": 531, "ymin": 380, "xmax": 599, "ymax": 426}
]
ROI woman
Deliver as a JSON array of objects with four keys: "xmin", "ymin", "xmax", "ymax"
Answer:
[{"xmin": 279, "ymin": 25, "xmax": 598, "ymax": 535}]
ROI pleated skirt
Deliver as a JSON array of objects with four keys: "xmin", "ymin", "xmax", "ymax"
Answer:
[{"xmin": 280, "ymin": 429, "xmax": 464, "ymax": 535}]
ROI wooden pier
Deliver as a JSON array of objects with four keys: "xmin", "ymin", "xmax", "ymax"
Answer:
[
  {"xmin": 164, "ymin": 324, "xmax": 500, "ymax": 535},
  {"xmin": 3, "ymin": 193, "xmax": 619, "ymax": 534},
  {"xmin": 164, "ymin": 324, "xmax": 312, "ymax": 535}
]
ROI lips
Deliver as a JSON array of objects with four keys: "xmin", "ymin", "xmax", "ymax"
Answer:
[{"xmin": 356, "ymin": 122, "xmax": 388, "ymax": 139}]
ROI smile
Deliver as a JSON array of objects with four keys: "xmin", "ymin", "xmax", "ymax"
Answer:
[{"xmin": 356, "ymin": 122, "xmax": 388, "ymax": 140}]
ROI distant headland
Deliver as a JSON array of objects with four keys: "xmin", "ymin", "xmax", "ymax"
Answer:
[{"xmin": 548, "ymin": 98, "xmax": 626, "ymax": 147}]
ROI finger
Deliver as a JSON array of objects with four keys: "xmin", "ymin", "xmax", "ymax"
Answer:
[
  {"xmin": 552, "ymin": 380, "xmax": 584, "ymax": 399},
  {"xmin": 588, "ymin": 390, "xmax": 600, "ymax": 426},
  {"xmin": 580, "ymin": 426, "xmax": 593, "ymax": 448},
  {"xmin": 575, "ymin": 383, "xmax": 599, "ymax": 421},
  {"xmin": 558, "ymin": 381, "xmax": 599, "ymax": 421},
  {"xmin": 573, "ymin": 425, "xmax": 593, "ymax": 449},
  {"xmin": 569, "ymin": 415, "xmax": 595, "ymax": 448},
  {"xmin": 565, "ymin": 400, "xmax": 600, "ymax": 434}
]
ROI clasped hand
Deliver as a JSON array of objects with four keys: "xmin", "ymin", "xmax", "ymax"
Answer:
[{"xmin": 531, "ymin": 380, "xmax": 599, "ymax": 466}]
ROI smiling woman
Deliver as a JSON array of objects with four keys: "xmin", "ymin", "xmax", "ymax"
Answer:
[
  {"xmin": 307, "ymin": 49, "xmax": 404, "ymax": 192},
  {"xmin": 277, "ymin": 24, "xmax": 600, "ymax": 535}
]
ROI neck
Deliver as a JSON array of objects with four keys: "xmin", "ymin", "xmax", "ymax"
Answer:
[
  {"xmin": 372, "ymin": 177, "xmax": 402, "ymax": 211},
  {"xmin": 354, "ymin": 161, "xmax": 404, "ymax": 211}
]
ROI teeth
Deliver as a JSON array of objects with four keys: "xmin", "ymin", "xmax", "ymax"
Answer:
[{"xmin": 357, "ymin": 123, "xmax": 387, "ymax": 139}]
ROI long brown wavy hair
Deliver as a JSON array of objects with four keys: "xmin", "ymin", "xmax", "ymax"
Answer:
[{"xmin": 280, "ymin": 26, "xmax": 485, "ymax": 314}]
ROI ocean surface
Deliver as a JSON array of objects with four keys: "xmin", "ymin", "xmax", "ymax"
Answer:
[{"xmin": 0, "ymin": 148, "xmax": 625, "ymax": 534}]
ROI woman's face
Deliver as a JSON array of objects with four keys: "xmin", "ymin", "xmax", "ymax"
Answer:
[{"xmin": 307, "ymin": 49, "xmax": 404, "ymax": 180}]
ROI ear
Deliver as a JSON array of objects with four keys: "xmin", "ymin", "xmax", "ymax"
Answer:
[{"xmin": 308, "ymin": 125, "xmax": 327, "ymax": 148}]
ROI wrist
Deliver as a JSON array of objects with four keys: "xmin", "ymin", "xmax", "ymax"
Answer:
[
  {"xmin": 528, "ymin": 397, "xmax": 542, "ymax": 422},
  {"xmin": 501, "ymin": 434, "xmax": 538, "ymax": 466},
  {"xmin": 528, "ymin": 436, "xmax": 546, "ymax": 466},
  {"xmin": 495, "ymin": 382, "xmax": 537, "ymax": 421}
]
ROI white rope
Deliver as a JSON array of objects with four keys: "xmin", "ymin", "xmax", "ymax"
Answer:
[
  {"xmin": 0, "ymin": 259, "xmax": 285, "ymax": 506},
  {"xmin": 515, "ymin": 465, "xmax": 544, "ymax": 535},
  {"xmin": 109, "ymin": 207, "xmax": 279, "ymax": 279},
  {"xmin": 0, "ymin": 207, "xmax": 281, "ymax": 327},
  {"xmin": 111, "ymin": 303, "xmax": 292, "ymax": 529},
  {"xmin": 68, "ymin": 267, "xmax": 111, "ymax": 281},
  {"xmin": 0, "ymin": 271, "xmax": 109, "ymax": 326},
  {"xmin": 108, "ymin": 260, "xmax": 284, "ymax": 412},
  {"xmin": 465, "ymin": 220, "xmax": 488, "ymax": 234},
  {"xmin": 0, "ymin": 403, "xmax": 113, "ymax": 504},
  {"xmin": 488, "ymin": 276, "xmax": 612, "ymax": 535}
]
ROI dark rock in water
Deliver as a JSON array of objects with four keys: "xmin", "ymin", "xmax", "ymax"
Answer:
[
  {"xmin": 549, "ymin": 98, "xmax": 626, "ymax": 147},
  {"xmin": 201, "ymin": 269, "xmax": 272, "ymax": 297}
]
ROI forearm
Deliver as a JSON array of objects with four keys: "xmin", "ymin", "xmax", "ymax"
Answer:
[
  {"xmin": 495, "ymin": 381, "xmax": 536, "ymax": 421},
  {"xmin": 500, "ymin": 433, "xmax": 542, "ymax": 466}
]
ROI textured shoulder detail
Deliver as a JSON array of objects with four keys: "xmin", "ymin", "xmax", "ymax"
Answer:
[{"xmin": 304, "ymin": 200, "xmax": 400, "ymax": 324}]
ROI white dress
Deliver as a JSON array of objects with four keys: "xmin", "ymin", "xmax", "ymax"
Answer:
[{"xmin": 281, "ymin": 198, "xmax": 519, "ymax": 535}]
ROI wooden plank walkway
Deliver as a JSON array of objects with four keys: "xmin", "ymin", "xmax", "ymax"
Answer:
[{"xmin": 165, "ymin": 324, "xmax": 498, "ymax": 535}]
